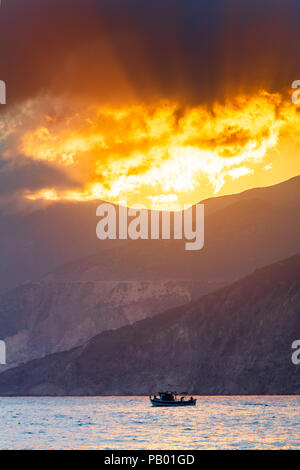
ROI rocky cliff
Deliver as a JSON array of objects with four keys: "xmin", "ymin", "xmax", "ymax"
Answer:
[
  {"xmin": 0, "ymin": 176, "xmax": 299, "ymax": 370},
  {"xmin": 0, "ymin": 254, "xmax": 299, "ymax": 395},
  {"xmin": 0, "ymin": 279, "xmax": 205, "ymax": 368}
]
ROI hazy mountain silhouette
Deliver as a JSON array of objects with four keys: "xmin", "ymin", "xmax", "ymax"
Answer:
[
  {"xmin": 0, "ymin": 176, "xmax": 299, "ymax": 369},
  {"xmin": 46, "ymin": 175, "xmax": 300, "ymax": 283},
  {"xmin": 0, "ymin": 176, "xmax": 299, "ymax": 293}
]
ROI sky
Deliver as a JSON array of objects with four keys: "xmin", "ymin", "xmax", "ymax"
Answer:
[{"xmin": 0, "ymin": 0, "xmax": 300, "ymax": 210}]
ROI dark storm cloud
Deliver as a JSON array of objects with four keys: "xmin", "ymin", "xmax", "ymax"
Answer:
[
  {"xmin": 0, "ymin": 157, "xmax": 78, "ymax": 196},
  {"xmin": 0, "ymin": 0, "xmax": 299, "ymax": 106},
  {"xmin": 0, "ymin": 0, "xmax": 299, "ymax": 204}
]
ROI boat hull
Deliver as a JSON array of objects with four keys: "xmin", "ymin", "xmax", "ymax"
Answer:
[{"xmin": 150, "ymin": 398, "xmax": 197, "ymax": 407}]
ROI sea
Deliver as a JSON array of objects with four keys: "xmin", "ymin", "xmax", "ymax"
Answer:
[{"xmin": 0, "ymin": 396, "xmax": 299, "ymax": 450}]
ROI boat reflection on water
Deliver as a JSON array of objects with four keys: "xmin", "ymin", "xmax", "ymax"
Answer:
[{"xmin": 149, "ymin": 391, "xmax": 197, "ymax": 407}]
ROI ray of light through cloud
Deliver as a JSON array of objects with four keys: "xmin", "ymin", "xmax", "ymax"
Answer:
[{"xmin": 0, "ymin": 90, "xmax": 299, "ymax": 210}]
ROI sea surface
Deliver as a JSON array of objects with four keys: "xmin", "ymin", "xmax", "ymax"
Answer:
[{"xmin": 0, "ymin": 396, "xmax": 299, "ymax": 450}]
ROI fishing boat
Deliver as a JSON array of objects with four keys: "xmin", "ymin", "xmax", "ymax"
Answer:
[{"xmin": 149, "ymin": 391, "xmax": 197, "ymax": 407}]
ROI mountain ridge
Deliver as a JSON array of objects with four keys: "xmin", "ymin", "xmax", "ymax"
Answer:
[
  {"xmin": 0, "ymin": 254, "xmax": 299, "ymax": 396},
  {"xmin": 0, "ymin": 175, "xmax": 299, "ymax": 372},
  {"xmin": 0, "ymin": 175, "xmax": 299, "ymax": 292}
]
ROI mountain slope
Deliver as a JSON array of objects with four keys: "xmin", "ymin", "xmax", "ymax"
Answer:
[
  {"xmin": 0, "ymin": 200, "xmax": 119, "ymax": 294},
  {"xmin": 47, "ymin": 176, "xmax": 300, "ymax": 284},
  {"xmin": 0, "ymin": 280, "xmax": 204, "ymax": 368},
  {"xmin": 1, "ymin": 176, "xmax": 299, "ymax": 293},
  {"xmin": 0, "ymin": 254, "xmax": 299, "ymax": 396},
  {"xmin": 0, "ymin": 176, "xmax": 299, "ymax": 369}
]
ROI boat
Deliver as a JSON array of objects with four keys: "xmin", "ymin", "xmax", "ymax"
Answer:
[{"xmin": 149, "ymin": 391, "xmax": 197, "ymax": 407}]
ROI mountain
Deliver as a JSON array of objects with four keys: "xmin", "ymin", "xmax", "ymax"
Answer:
[
  {"xmin": 0, "ymin": 200, "xmax": 121, "ymax": 294},
  {"xmin": 0, "ymin": 254, "xmax": 299, "ymax": 396},
  {"xmin": 0, "ymin": 176, "xmax": 299, "ymax": 369},
  {"xmin": 44, "ymin": 175, "xmax": 300, "ymax": 284},
  {"xmin": 0, "ymin": 176, "xmax": 299, "ymax": 293},
  {"xmin": 0, "ymin": 279, "xmax": 203, "ymax": 368}
]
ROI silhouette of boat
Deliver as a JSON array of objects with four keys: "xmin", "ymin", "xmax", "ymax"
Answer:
[{"xmin": 149, "ymin": 391, "xmax": 197, "ymax": 407}]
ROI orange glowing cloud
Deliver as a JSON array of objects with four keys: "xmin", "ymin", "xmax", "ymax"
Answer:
[{"xmin": 2, "ymin": 91, "xmax": 300, "ymax": 209}]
